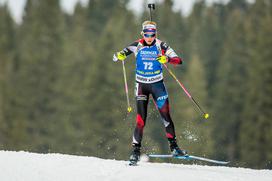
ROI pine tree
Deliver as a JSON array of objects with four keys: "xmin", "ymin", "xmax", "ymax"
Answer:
[
  {"xmin": 178, "ymin": 55, "xmax": 211, "ymax": 155},
  {"xmin": 0, "ymin": 4, "xmax": 16, "ymax": 149},
  {"xmin": 239, "ymin": 0, "xmax": 272, "ymax": 168},
  {"xmin": 199, "ymin": 4, "xmax": 226, "ymax": 97},
  {"xmin": 212, "ymin": 8, "xmax": 249, "ymax": 162},
  {"xmin": 50, "ymin": 2, "xmax": 97, "ymax": 155},
  {"xmin": 86, "ymin": 0, "xmax": 122, "ymax": 41},
  {"xmin": 15, "ymin": 0, "xmax": 65, "ymax": 152}
]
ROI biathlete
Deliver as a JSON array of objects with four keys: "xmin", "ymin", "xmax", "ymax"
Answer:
[{"xmin": 113, "ymin": 21, "xmax": 187, "ymax": 164}]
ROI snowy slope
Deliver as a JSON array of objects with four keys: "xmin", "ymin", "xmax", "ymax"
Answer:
[{"xmin": 0, "ymin": 151, "xmax": 271, "ymax": 181}]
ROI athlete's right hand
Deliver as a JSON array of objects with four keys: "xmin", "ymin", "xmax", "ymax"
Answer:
[
  {"xmin": 113, "ymin": 51, "xmax": 126, "ymax": 62},
  {"xmin": 157, "ymin": 55, "xmax": 168, "ymax": 64}
]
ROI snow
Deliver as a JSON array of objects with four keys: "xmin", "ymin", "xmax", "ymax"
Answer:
[{"xmin": 0, "ymin": 151, "xmax": 271, "ymax": 181}]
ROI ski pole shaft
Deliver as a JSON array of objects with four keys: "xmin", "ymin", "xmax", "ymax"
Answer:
[
  {"xmin": 122, "ymin": 61, "xmax": 132, "ymax": 113},
  {"xmin": 163, "ymin": 64, "xmax": 209, "ymax": 119}
]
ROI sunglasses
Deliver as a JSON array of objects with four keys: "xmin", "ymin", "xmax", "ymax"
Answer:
[{"xmin": 143, "ymin": 33, "xmax": 156, "ymax": 38}]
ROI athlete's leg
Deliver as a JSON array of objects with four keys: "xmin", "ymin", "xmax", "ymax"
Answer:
[
  {"xmin": 132, "ymin": 82, "xmax": 150, "ymax": 146},
  {"xmin": 130, "ymin": 82, "xmax": 150, "ymax": 163},
  {"xmin": 151, "ymin": 81, "xmax": 176, "ymax": 140},
  {"xmin": 151, "ymin": 81, "xmax": 187, "ymax": 156}
]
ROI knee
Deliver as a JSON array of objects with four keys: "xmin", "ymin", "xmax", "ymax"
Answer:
[{"xmin": 159, "ymin": 102, "xmax": 170, "ymax": 114}]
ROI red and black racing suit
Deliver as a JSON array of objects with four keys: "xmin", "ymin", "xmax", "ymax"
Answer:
[{"xmin": 122, "ymin": 38, "xmax": 182, "ymax": 147}]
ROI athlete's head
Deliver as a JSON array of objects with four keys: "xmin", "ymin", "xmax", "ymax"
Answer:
[{"xmin": 141, "ymin": 21, "xmax": 157, "ymax": 45}]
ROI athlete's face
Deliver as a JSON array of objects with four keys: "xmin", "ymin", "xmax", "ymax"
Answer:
[{"xmin": 143, "ymin": 32, "xmax": 156, "ymax": 45}]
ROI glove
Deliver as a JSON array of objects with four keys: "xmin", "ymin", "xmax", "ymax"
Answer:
[
  {"xmin": 157, "ymin": 55, "xmax": 168, "ymax": 64},
  {"xmin": 113, "ymin": 51, "xmax": 126, "ymax": 62},
  {"xmin": 117, "ymin": 51, "xmax": 126, "ymax": 61},
  {"xmin": 114, "ymin": 51, "xmax": 127, "ymax": 61}
]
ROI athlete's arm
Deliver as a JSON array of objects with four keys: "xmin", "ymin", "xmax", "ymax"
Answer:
[
  {"xmin": 113, "ymin": 41, "xmax": 139, "ymax": 62},
  {"xmin": 121, "ymin": 41, "xmax": 139, "ymax": 56}
]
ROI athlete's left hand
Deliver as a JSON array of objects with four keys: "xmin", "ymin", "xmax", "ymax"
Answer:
[{"xmin": 157, "ymin": 55, "xmax": 168, "ymax": 64}]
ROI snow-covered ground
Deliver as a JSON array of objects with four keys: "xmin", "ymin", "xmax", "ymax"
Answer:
[{"xmin": 0, "ymin": 151, "xmax": 271, "ymax": 181}]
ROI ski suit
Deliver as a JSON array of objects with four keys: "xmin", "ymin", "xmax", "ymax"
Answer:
[{"xmin": 122, "ymin": 38, "xmax": 182, "ymax": 146}]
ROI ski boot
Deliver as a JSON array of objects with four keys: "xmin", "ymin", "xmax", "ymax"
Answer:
[
  {"xmin": 169, "ymin": 139, "xmax": 188, "ymax": 157},
  {"xmin": 129, "ymin": 144, "xmax": 141, "ymax": 166}
]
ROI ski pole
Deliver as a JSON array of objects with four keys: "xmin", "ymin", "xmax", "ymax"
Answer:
[
  {"xmin": 163, "ymin": 64, "xmax": 209, "ymax": 119},
  {"xmin": 122, "ymin": 61, "xmax": 132, "ymax": 113}
]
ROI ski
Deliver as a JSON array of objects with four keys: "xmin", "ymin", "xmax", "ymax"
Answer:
[{"xmin": 148, "ymin": 154, "xmax": 229, "ymax": 165}]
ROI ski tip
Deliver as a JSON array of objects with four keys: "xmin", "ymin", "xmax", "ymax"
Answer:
[{"xmin": 219, "ymin": 161, "xmax": 230, "ymax": 165}]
